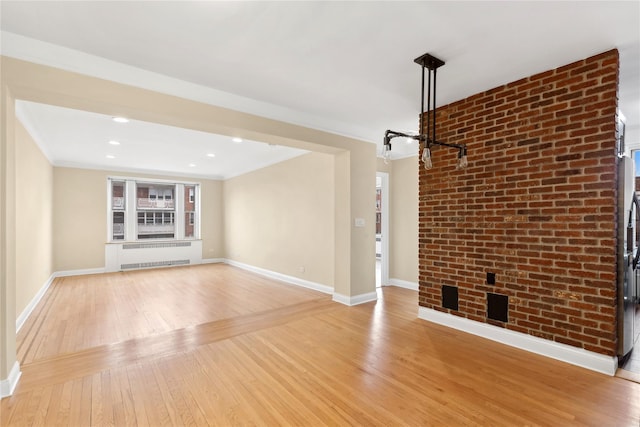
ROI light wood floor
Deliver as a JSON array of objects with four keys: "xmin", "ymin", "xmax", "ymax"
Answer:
[{"xmin": 2, "ymin": 264, "xmax": 640, "ymax": 426}]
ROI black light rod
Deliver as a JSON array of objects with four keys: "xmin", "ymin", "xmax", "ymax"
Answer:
[
  {"xmin": 420, "ymin": 62, "xmax": 425, "ymax": 144},
  {"xmin": 384, "ymin": 130, "xmax": 421, "ymax": 140},
  {"xmin": 430, "ymin": 140, "xmax": 465, "ymax": 151},
  {"xmin": 432, "ymin": 67, "xmax": 437, "ymax": 144},
  {"xmin": 384, "ymin": 131, "xmax": 466, "ymax": 152},
  {"xmin": 426, "ymin": 64, "xmax": 431, "ymax": 143}
]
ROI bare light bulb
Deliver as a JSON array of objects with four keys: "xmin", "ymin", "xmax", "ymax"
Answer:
[
  {"xmin": 457, "ymin": 155, "xmax": 468, "ymax": 169},
  {"xmin": 382, "ymin": 143, "xmax": 392, "ymax": 164},
  {"xmin": 421, "ymin": 146, "xmax": 433, "ymax": 170},
  {"xmin": 457, "ymin": 146, "xmax": 468, "ymax": 169}
]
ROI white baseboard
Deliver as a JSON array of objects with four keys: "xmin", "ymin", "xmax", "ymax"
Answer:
[
  {"xmin": 15, "ymin": 268, "xmax": 105, "ymax": 333},
  {"xmin": 16, "ymin": 274, "xmax": 55, "ymax": 333},
  {"xmin": 332, "ymin": 291, "xmax": 378, "ymax": 306},
  {"xmin": 0, "ymin": 361, "xmax": 21, "ymax": 398},
  {"xmin": 225, "ymin": 259, "xmax": 333, "ymax": 295},
  {"xmin": 201, "ymin": 258, "xmax": 225, "ymax": 264},
  {"xmin": 388, "ymin": 278, "xmax": 418, "ymax": 291},
  {"xmin": 418, "ymin": 307, "xmax": 618, "ymax": 376},
  {"xmin": 214, "ymin": 259, "xmax": 380, "ymax": 306},
  {"xmin": 54, "ymin": 267, "xmax": 106, "ymax": 278}
]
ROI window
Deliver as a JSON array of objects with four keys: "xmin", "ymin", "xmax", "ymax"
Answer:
[
  {"xmin": 135, "ymin": 183, "xmax": 175, "ymax": 239},
  {"xmin": 109, "ymin": 178, "xmax": 199, "ymax": 242},
  {"xmin": 110, "ymin": 181, "xmax": 126, "ymax": 240},
  {"xmin": 112, "ymin": 211, "xmax": 125, "ymax": 240},
  {"xmin": 184, "ymin": 185, "xmax": 197, "ymax": 238}
]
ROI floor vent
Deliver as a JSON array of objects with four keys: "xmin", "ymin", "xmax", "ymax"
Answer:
[{"xmin": 121, "ymin": 259, "xmax": 190, "ymax": 270}]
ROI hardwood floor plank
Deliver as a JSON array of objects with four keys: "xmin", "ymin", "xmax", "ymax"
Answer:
[
  {"xmin": 163, "ymin": 360, "xmax": 214, "ymax": 427},
  {"xmin": 29, "ymin": 385, "xmax": 53, "ymax": 427},
  {"xmin": 149, "ymin": 362, "xmax": 188, "ymax": 427},
  {"xmin": 115, "ymin": 366, "xmax": 138, "ymax": 427}
]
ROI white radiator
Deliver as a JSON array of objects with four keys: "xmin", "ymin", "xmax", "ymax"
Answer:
[{"xmin": 105, "ymin": 240, "xmax": 202, "ymax": 272}]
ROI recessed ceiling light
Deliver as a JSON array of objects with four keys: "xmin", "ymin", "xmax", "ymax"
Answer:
[
  {"xmin": 108, "ymin": 140, "xmax": 120, "ymax": 145},
  {"xmin": 112, "ymin": 117, "xmax": 129, "ymax": 123},
  {"xmin": 206, "ymin": 153, "xmax": 216, "ymax": 158},
  {"xmin": 188, "ymin": 163, "xmax": 196, "ymax": 167},
  {"xmin": 232, "ymin": 137, "xmax": 243, "ymax": 143},
  {"xmin": 106, "ymin": 155, "xmax": 115, "ymax": 159}
]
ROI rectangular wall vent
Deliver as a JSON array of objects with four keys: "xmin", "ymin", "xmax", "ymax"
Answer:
[
  {"xmin": 441, "ymin": 285, "xmax": 459, "ymax": 311},
  {"xmin": 123, "ymin": 242, "xmax": 192, "ymax": 250},
  {"xmin": 121, "ymin": 259, "xmax": 190, "ymax": 270},
  {"xmin": 487, "ymin": 293, "xmax": 509, "ymax": 322}
]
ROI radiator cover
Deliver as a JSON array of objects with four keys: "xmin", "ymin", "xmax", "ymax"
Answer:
[{"xmin": 105, "ymin": 240, "xmax": 202, "ymax": 272}]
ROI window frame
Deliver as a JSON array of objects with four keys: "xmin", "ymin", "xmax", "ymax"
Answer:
[{"xmin": 108, "ymin": 176, "xmax": 200, "ymax": 242}]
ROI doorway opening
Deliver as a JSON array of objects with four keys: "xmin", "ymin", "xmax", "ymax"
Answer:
[
  {"xmin": 617, "ymin": 149, "xmax": 640, "ymax": 382},
  {"xmin": 376, "ymin": 172, "xmax": 389, "ymax": 288}
]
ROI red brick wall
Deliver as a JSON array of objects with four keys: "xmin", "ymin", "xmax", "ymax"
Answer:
[{"xmin": 418, "ymin": 50, "xmax": 619, "ymax": 356}]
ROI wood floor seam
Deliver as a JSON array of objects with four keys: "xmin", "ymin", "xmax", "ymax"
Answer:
[{"xmin": 16, "ymin": 296, "xmax": 337, "ymax": 394}]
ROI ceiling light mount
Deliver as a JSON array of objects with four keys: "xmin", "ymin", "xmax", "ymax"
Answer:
[
  {"xmin": 383, "ymin": 53, "xmax": 468, "ymax": 170},
  {"xmin": 413, "ymin": 52, "xmax": 445, "ymax": 69}
]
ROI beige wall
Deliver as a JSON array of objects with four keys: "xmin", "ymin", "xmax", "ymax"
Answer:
[
  {"xmin": 53, "ymin": 167, "xmax": 224, "ymax": 271},
  {"xmin": 15, "ymin": 119, "xmax": 53, "ymax": 317},
  {"xmin": 224, "ymin": 152, "xmax": 335, "ymax": 287},
  {"xmin": 200, "ymin": 179, "xmax": 224, "ymax": 260},
  {"xmin": 53, "ymin": 168, "xmax": 108, "ymax": 271},
  {"xmin": 1, "ymin": 75, "xmax": 18, "ymax": 380},
  {"xmin": 389, "ymin": 157, "xmax": 418, "ymax": 283}
]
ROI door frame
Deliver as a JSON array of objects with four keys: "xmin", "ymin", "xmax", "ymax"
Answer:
[{"xmin": 377, "ymin": 172, "xmax": 390, "ymax": 286}]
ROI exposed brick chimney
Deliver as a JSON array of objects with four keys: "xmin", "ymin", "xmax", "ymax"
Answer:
[{"xmin": 418, "ymin": 50, "xmax": 619, "ymax": 356}]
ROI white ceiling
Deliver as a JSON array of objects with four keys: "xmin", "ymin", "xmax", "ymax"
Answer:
[
  {"xmin": 1, "ymin": 1, "xmax": 639, "ymax": 174},
  {"xmin": 15, "ymin": 100, "xmax": 308, "ymax": 180}
]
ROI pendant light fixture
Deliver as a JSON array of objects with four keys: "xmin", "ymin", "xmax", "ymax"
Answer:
[{"xmin": 383, "ymin": 53, "xmax": 468, "ymax": 170}]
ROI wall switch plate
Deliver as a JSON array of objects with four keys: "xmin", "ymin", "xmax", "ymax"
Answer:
[{"xmin": 354, "ymin": 218, "xmax": 365, "ymax": 227}]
